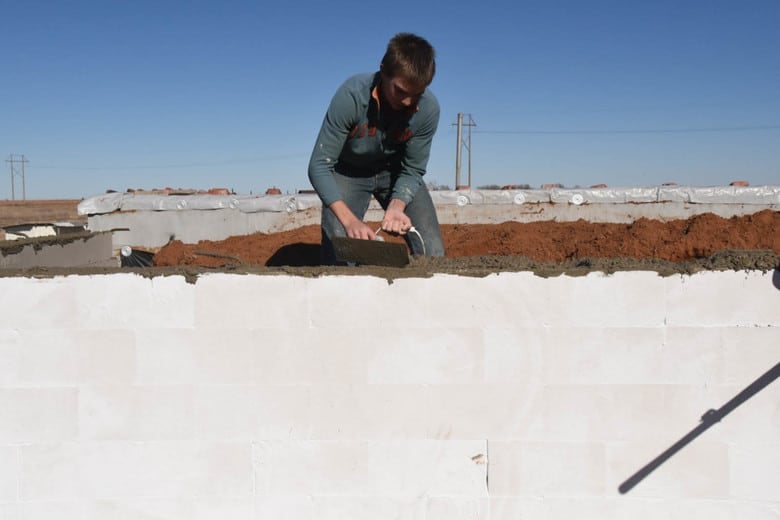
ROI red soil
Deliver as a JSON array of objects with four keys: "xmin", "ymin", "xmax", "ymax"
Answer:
[{"xmin": 153, "ymin": 210, "xmax": 780, "ymax": 268}]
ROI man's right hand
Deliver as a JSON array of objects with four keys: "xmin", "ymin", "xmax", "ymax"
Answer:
[
  {"xmin": 330, "ymin": 200, "xmax": 376, "ymax": 240},
  {"xmin": 343, "ymin": 220, "xmax": 376, "ymax": 240}
]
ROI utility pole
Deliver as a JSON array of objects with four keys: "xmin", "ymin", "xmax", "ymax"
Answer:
[
  {"xmin": 452, "ymin": 114, "xmax": 476, "ymax": 189},
  {"xmin": 6, "ymin": 154, "xmax": 28, "ymax": 200}
]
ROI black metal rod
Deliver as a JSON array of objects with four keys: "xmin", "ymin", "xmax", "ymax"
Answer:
[{"xmin": 619, "ymin": 361, "xmax": 780, "ymax": 494}]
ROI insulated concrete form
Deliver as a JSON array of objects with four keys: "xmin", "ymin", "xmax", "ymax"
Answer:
[
  {"xmin": 0, "ymin": 232, "xmax": 118, "ymax": 269},
  {"xmin": 79, "ymin": 186, "xmax": 780, "ymax": 251},
  {"xmin": 0, "ymin": 269, "xmax": 778, "ymax": 519}
]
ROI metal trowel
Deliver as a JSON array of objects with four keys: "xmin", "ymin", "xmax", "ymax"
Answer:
[{"xmin": 332, "ymin": 235, "xmax": 409, "ymax": 267}]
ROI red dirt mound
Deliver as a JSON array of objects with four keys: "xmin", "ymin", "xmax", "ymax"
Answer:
[{"xmin": 153, "ymin": 210, "xmax": 780, "ymax": 268}]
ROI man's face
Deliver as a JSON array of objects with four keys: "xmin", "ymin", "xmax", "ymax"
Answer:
[{"xmin": 380, "ymin": 72, "xmax": 426, "ymax": 111}]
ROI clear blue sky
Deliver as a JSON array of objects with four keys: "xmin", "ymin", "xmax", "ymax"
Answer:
[{"xmin": 2, "ymin": 0, "xmax": 778, "ymax": 199}]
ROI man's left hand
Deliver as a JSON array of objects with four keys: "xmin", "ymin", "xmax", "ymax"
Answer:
[{"xmin": 381, "ymin": 199, "xmax": 411, "ymax": 235}]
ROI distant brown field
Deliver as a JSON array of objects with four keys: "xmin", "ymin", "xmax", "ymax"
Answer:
[{"xmin": 0, "ymin": 199, "xmax": 85, "ymax": 228}]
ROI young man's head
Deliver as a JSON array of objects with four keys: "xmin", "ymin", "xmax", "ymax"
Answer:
[{"xmin": 379, "ymin": 33, "xmax": 436, "ymax": 111}]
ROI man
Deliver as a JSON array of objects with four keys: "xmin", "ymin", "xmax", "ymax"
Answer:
[{"xmin": 308, "ymin": 32, "xmax": 445, "ymax": 264}]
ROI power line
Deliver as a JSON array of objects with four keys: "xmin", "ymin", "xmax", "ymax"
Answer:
[
  {"xmin": 452, "ymin": 113, "xmax": 476, "ymax": 188},
  {"xmin": 6, "ymin": 154, "xmax": 28, "ymax": 200},
  {"xmin": 475, "ymin": 124, "xmax": 780, "ymax": 135}
]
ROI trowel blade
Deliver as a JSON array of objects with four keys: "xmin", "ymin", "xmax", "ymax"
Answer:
[{"xmin": 331, "ymin": 236, "xmax": 409, "ymax": 267}]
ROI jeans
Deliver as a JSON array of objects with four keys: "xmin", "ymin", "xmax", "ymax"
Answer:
[{"xmin": 320, "ymin": 171, "xmax": 445, "ymax": 265}]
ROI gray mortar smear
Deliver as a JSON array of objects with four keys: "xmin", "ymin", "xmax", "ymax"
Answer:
[
  {"xmin": 1, "ymin": 248, "xmax": 778, "ymax": 284},
  {"xmin": 0, "ymin": 231, "xmax": 99, "ymax": 257}
]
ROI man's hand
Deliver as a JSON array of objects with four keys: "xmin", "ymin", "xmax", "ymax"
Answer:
[
  {"xmin": 330, "ymin": 200, "xmax": 376, "ymax": 240},
  {"xmin": 343, "ymin": 219, "xmax": 376, "ymax": 240},
  {"xmin": 381, "ymin": 199, "xmax": 412, "ymax": 235}
]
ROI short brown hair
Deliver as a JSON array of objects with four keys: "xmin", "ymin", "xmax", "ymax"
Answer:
[{"xmin": 381, "ymin": 33, "xmax": 436, "ymax": 89}]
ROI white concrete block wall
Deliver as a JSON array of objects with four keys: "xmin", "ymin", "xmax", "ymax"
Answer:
[{"xmin": 0, "ymin": 270, "xmax": 778, "ymax": 519}]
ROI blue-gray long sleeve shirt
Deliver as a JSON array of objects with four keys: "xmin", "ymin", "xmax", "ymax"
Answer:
[{"xmin": 308, "ymin": 72, "xmax": 440, "ymax": 206}]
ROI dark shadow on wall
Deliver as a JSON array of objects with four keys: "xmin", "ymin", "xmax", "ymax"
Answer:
[
  {"xmin": 619, "ymin": 361, "xmax": 780, "ymax": 494},
  {"xmin": 773, "ymin": 269, "xmax": 780, "ymax": 290},
  {"xmin": 265, "ymin": 243, "xmax": 321, "ymax": 267}
]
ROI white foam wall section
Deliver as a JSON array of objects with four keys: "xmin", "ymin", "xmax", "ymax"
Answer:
[{"xmin": 0, "ymin": 271, "xmax": 778, "ymax": 519}]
